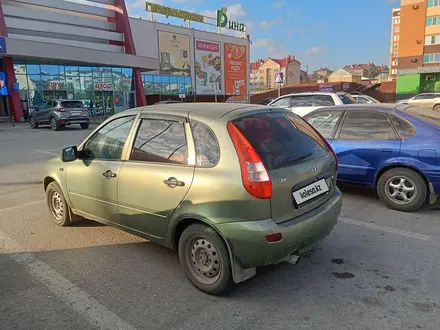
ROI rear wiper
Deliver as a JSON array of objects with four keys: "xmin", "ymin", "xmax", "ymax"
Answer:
[{"xmin": 278, "ymin": 152, "xmax": 313, "ymax": 168}]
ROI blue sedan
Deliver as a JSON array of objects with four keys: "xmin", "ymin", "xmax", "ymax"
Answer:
[{"xmin": 304, "ymin": 104, "xmax": 440, "ymax": 212}]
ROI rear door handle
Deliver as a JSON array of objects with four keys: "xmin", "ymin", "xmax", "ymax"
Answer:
[
  {"xmin": 102, "ymin": 170, "xmax": 117, "ymax": 179},
  {"xmin": 381, "ymin": 149, "xmax": 394, "ymax": 153},
  {"xmin": 163, "ymin": 177, "xmax": 185, "ymax": 188}
]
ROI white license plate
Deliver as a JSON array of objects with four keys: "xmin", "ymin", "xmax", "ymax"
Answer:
[
  {"xmin": 70, "ymin": 111, "xmax": 81, "ymax": 116},
  {"xmin": 292, "ymin": 179, "xmax": 329, "ymax": 204}
]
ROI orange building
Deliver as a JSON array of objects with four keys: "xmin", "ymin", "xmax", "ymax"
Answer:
[
  {"xmin": 395, "ymin": 0, "xmax": 440, "ymax": 96},
  {"xmin": 390, "ymin": 8, "xmax": 401, "ymax": 78}
]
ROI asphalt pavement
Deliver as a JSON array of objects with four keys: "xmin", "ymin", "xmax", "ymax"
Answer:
[{"xmin": 0, "ymin": 122, "xmax": 439, "ymax": 330}]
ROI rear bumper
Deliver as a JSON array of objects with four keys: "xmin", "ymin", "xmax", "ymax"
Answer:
[
  {"xmin": 216, "ymin": 188, "xmax": 342, "ymax": 268},
  {"xmin": 59, "ymin": 117, "xmax": 89, "ymax": 125}
]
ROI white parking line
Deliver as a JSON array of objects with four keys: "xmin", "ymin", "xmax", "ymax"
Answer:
[
  {"xmin": 0, "ymin": 230, "xmax": 137, "ymax": 330},
  {"xmin": 0, "ymin": 200, "xmax": 45, "ymax": 213},
  {"xmin": 340, "ymin": 217, "xmax": 432, "ymax": 241},
  {"xmin": 31, "ymin": 149, "xmax": 58, "ymax": 156}
]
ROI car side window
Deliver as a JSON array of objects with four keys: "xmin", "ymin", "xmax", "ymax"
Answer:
[
  {"xmin": 424, "ymin": 94, "xmax": 435, "ymax": 99},
  {"xmin": 413, "ymin": 94, "xmax": 426, "ymax": 100},
  {"xmin": 305, "ymin": 111, "xmax": 343, "ymax": 139},
  {"xmin": 389, "ymin": 114, "xmax": 416, "ymax": 140},
  {"xmin": 190, "ymin": 120, "xmax": 220, "ymax": 167},
  {"xmin": 270, "ymin": 97, "xmax": 291, "ymax": 107},
  {"xmin": 130, "ymin": 119, "xmax": 187, "ymax": 165},
  {"xmin": 290, "ymin": 95, "xmax": 314, "ymax": 107},
  {"xmin": 338, "ymin": 111, "xmax": 398, "ymax": 140},
  {"xmin": 83, "ymin": 116, "xmax": 135, "ymax": 160},
  {"xmin": 313, "ymin": 95, "xmax": 335, "ymax": 106},
  {"xmin": 354, "ymin": 96, "xmax": 368, "ymax": 104}
]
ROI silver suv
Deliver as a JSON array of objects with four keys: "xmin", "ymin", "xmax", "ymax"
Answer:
[
  {"xmin": 29, "ymin": 100, "xmax": 89, "ymax": 131},
  {"xmin": 268, "ymin": 92, "xmax": 357, "ymax": 117}
]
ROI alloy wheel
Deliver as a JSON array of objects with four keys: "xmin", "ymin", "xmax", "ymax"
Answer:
[{"xmin": 385, "ymin": 176, "xmax": 417, "ymax": 205}]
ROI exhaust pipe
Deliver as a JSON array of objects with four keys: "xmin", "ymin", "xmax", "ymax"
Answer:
[{"xmin": 286, "ymin": 254, "xmax": 301, "ymax": 265}]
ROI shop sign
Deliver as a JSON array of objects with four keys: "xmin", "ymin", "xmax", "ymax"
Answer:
[
  {"xmin": 0, "ymin": 72, "xmax": 7, "ymax": 95},
  {"xmin": 319, "ymin": 84, "xmax": 334, "ymax": 92},
  {"xmin": 397, "ymin": 66, "xmax": 440, "ymax": 75},
  {"xmin": 0, "ymin": 37, "xmax": 6, "ymax": 54},
  {"xmin": 145, "ymin": 2, "xmax": 204, "ymax": 23},
  {"xmin": 95, "ymin": 83, "xmax": 113, "ymax": 90},
  {"xmin": 46, "ymin": 81, "xmax": 64, "ymax": 89},
  {"xmin": 216, "ymin": 7, "xmax": 245, "ymax": 32}
]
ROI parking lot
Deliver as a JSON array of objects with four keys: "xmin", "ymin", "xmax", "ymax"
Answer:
[{"xmin": 1, "ymin": 123, "xmax": 439, "ymax": 330}]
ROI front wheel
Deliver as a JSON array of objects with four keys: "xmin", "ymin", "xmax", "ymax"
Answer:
[
  {"xmin": 46, "ymin": 182, "xmax": 72, "ymax": 226},
  {"xmin": 29, "ymin": 116, "xmax": 38, "ymax": 129},
  {"xmin": 434, "ymin": 104, "xmax": 440, "ymax": 112},
  {"xmin": 377, "ymin": 168, "xmax": 427, "ymax": 212},
  {"xmin": 50, "ymin": 117, "xmax": 60, "ymax": 131},
  {"xmin": 178, "ymin": 223, "xmax": 232, "ymax": 295},
  {"xmin": 80, "ymin": 122, "xmax": 89, "ymax": 129}
]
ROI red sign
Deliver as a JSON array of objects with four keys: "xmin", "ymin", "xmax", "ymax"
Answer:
[
  {"xmin": 95, "ymin": 83, "xmax": 112, "ymax": 90},
  {"xmin": 196, "ymin": 40, "xmax": 220, "ymax": 52},
  {"xmin": 46, "ymin": 81, "xmax": 64, "ymax": 89}
]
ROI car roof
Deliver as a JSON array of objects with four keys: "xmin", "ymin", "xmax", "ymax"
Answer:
[
  {"xmin": 278, "ymin": 92, "xmax": 344, "ymax": 97},
  {"xmin": 114, "ymin": 103, "xmax": 271, "ymax": 119},
  {"xmin": 308, "ymin": 103, "xmax": 406, "ymax": 114}
]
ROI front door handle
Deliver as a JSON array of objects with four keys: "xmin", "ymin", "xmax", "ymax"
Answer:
[
  {"xmin": 381, "ymin": 148, "xmax": 394, "ymax": 153},
  {"xmin": 102, "ymin": 170, "xmax": 117, "ymax": 179},
  {"xmin": 163, "ymin": 177, "xmax": 185, "ymax": 188}
]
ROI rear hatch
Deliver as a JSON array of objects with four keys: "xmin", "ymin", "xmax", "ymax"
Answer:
[
  {"xmin": 61, "ymin": 101, "xmax": 87, "ymax": 117},
  {"xmin": 232, "ymin": 111, "xmax": 337, "ymax": 224}
]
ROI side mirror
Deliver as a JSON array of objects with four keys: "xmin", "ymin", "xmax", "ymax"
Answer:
[{"xmin": 62, "ymin": 146, "xmax": 78, "ymax": 162}]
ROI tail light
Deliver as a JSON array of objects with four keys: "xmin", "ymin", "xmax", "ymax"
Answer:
[
  {"xmin": 227, "ymin": 122, "xmax": 272, "ymax": 199},
  {"xmin": 303, "ymin": 120, "xmax": 338, "ymax": 171},
  {"xmin": 57, "ymin": 107, "xmax": 66, "ymax": 112}
]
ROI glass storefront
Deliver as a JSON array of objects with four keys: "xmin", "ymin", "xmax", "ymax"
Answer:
[
  {"xmin": 13, "ymin": 63, "xmax": 194, "ymax": 119},
  {"xmin": 14, "ymin": 63, "xmax": 136, "ymax": 118}
]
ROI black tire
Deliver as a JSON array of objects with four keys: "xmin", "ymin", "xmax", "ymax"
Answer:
[
  {"xmin": 46, "ymin": 182, "xmax": 72, "ymax": 226},
  {"xmin": 50, "ymin": 117, "xmax": 60, "ymax": 131},
  {"xmin": 377, "ymin": 167, "xmax": 427, "ymax": 212},
  {"xmin": 80, "ymin": 122, "xmax": 89, "ymax": 129},
  {"xmin": 29, "ymin": 116, "xmax": 38, "ymax": 129},
  {"xmin": 178, "ymin": 223, "xmax": 232, "ymax": 295},
  {"xmin": 434, "ymin": 104, "xmax": 440, "ymax": 112}
]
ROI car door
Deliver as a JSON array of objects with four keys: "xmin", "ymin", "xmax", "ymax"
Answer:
[
  {"xmin": 420, "ymin": 94, "xmax": 436, "ymax": 108},
  {"xmin": 289, "ymin": 95, "xmax": 315, "ymax": 116},
  {"xmin": 303, "ymin": 109, "xmax": 344, "ymax": 142},
  {"xmin": 34, "ymin": 101, "xmax": 50, "ymax": 123},
  {"xmin": 66, "ymin": 115, "xmax": 136, "ymax": 223},
  {"xmin": 408, "ymin": 94, "xmax": 427, "ymax": 107},
  {"xmin": 117, "ymin": 115, "xmax": 195, "ymax": 239},
  {"xmin": 330, "ymin": 111, "xmax": 401, "ymax": 185}
]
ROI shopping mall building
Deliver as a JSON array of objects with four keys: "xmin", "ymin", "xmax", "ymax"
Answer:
[{"xmin": 0, "ymin": 0, "xmax": 250, "ymax": 122}]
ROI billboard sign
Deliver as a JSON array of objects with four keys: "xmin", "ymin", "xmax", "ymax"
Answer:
[
  {"xmin": 158, "ymin": 31, "xmax": 191, "ymax": 76},
  {"xmin": 195, "ymin": 39, "xmax": 221, "ymax": 95},
  {"xmin": 145, "ymin": 2, "xmax": 204, "ymax": 23},
  {"xmin": 224, "ymin": 43, "xmax": 247, "ymax": 97}
]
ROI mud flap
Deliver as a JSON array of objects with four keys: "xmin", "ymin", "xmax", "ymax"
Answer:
[{"xmin": 223, "ymin": 238, "xmax": 256, "ymax": 283}]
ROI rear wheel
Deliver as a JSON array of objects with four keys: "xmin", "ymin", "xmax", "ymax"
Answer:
[
  {"xmin": 50, "ymin": 117, "xmax": 60, "ymax": 131},
  {"xmin": 80, "ymin": 122, "xmax": 89, "ymax": 129},
  {"xmin": 178, "ymin": 223, "xmax": 232, "ymax": 295},
  {"xmin": 29, "ymin": 116, "xmax": 38, "ymax": 129},
  {"xmin": 434, "ymin": 104, "xmax": 440, "ymax": 112},
  {"xmin": 377, "ymin": 167, "xmax": 427, "ymax": 212},
  {"xmin": 46, "ymin": 182, "xmax": 71, "ymax": 226}
]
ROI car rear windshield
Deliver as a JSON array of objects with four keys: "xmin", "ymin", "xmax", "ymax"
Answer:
[
  {"xmin": 232, "ymin": 112, "xmax": 329, "ymax": 171},
  {"xmin": 338, "ymin": 94, "xmax": 356, "ymax": 104},
  {"xmin": 404, "ymin": 107, "xmax": 440, "ymax": 127},
  {"xmin": 61, "ymin": 101, "xmax": 84, "ymax": 108}
]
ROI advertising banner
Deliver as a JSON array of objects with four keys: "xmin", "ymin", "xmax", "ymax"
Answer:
[
  {"xmin": 224, "ymin": 43, "xmax": 247, "ymax": 96},
  {"xmin": 194, "ymin": 39, "xmax": 222, "ymax": 95},
  {"xmin": 158, "ymin": 31, "xmax": 191, "ymax": 76}
]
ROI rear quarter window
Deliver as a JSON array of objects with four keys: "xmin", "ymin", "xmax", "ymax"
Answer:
[
  {"xmin": 389, "ymin": 114, "xmax": 416, "ymax": 140},
  {"xmin": 190, "ymin": 120, "xmax": 220, "ymax": 167},
  {"xmin": 232, "ymin": 112, "xmax": 328, "ymax": 171}
]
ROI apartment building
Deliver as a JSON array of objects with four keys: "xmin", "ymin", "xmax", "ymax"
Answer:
[
  {"xmin": 390, "ymin": 8, "xmax": 401, "ymax": 78},
  {"xmin": 250, "ymin": 55, "xmax": 300, "ymax": 92},
  {"xmin": 395, "ymin": 0, "xmax": 440, "ymax": 96}
]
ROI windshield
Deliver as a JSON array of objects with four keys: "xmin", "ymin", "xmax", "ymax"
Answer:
[
  {"xmin": 232, "ymin": 112, "xmax": 328, "ymax": 171},
  {"xmin": 338, "ymin": 94, "xmax": 356, "ymax": 104},
  {"xmin": 403, "ymin": 107, "xmax": 440, "ymax": 127},
  {"xmin": 61, "ymin": 101, "xmax": 84, "ymax": 108}
]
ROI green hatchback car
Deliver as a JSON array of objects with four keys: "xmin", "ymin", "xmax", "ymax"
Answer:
[{"xmin": 44, "ymin": 103, "xmax": 342, "ymax": 294}]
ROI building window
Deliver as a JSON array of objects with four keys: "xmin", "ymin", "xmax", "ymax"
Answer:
[
  {"xmin": 393, "ymin": 44, "xmax": 399, "ymax": 49},
  {"xmin": 393, "ymin": 35, "xmax": 399, "ymax": 41},
  {"xmin": 425, "ymin": 34, "xmax": 440, "ymax": 45},
  {"xmin": 391, "ymin": 69, "xmax": 397, "ymax": 75},
  {"xmin": 394, "ymin": 27, "xmax": 400, "ymax": 33},
  {"xmin": 392, "ymin": 53, "xmax": 399, "ymax": 58},
  {"xmin": 394, "ymin": 18, "xmax": 400, "ymax": 24},
  {"xmin": 392, "ymin": 60, "xmax": 398, "ymax": 66},
  {"xmin": 426, "ymin": 75, "xmax": 436, "ymax": 81},
  {"xmin": 426, "ymin": 16, "xmax": 440, "ymax": 26},
  {"xmin": 428, "ymin": 0, "xmax": 440, "ymax": 8},
  {"xmin": 423, "ymin": 53, "xmax": 440, "ymax": 63}
]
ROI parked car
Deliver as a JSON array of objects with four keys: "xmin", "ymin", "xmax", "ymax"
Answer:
[
  {"xmin": 405, "ymin": 93, "xmax": 440, "ymax": 111},
  {"xmin": 268, "ymin": 92, "xmax": 357, "ymax": 117},
  {"xmin": 352, "ymin": 94, "xmax": 380, "ymax": 104},
  {"xmin": 43, "ymin": 103, "xmax": 342, "ymax": 294},
  {"xmin": 29, "ymin": 100, "xmax": 89, "ymax": 131},
  {"xmin": 258, "ymin": 97, "xmax": 276, "ymax": 105},
  {"xmin": 304, "ymin": 104, "xmax": 440, "ymax": 212},
  {"xmin": 154, "ymin": 100, "xmax": 182, "ymax": 104}
]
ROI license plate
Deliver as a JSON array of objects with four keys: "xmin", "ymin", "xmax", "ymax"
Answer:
[
  {"xmin": 70, "ymin": 111, "xmax": 81, "ymax": 116},
  {"xmin": 292, "ymin": 179, "xmax": 329, "ymax": 204}
]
